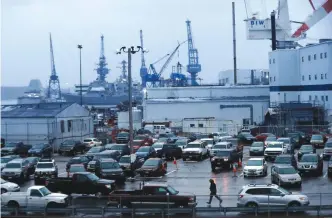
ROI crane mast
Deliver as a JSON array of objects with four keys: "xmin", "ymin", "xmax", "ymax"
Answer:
[
  {"xmin": 186, "ymin": 20, "xmax": 201, "ymax": 86},
  {"xmin": 140, "ymin": 30, "xmax": 149, "ymax": 87},
  {"xmin": 47, "ymin": 33, "xmax": 61, "ymax": 99}
]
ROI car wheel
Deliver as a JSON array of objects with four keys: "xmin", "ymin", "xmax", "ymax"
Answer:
[
  {"xmin": 199, "ymin": 154, "xmax": 203, "ymax": 161},
  {"xmin": 288, "ymin": 201, "xmax": 301, "ymax": 212},
  {"xmin": 246, "ymin": 202, "xmax": 258, "ymax": 208},
  {"xmin": 95, "ymin": 192, "xmax": 102, "ymax": 198},
  {"xmin": 211, "ymin": 166, "xmax": 216, "ymax": 172},
  {"xmin": 1, "ymin": 188, "xmax": 7, "ymax": 194}
]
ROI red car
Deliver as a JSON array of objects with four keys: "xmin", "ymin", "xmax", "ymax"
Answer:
[
  {"xmin": 255, "ymin": 133, "xmax": 275, "ymax": 142},
  {"xmin": 134, "ymin": 135, "xmax": 153, "ymax": 146}
]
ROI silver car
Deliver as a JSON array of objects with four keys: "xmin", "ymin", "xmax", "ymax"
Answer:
[
  {"xmin": 237, "ymin": 184, "xmax": 309, "ymax": 209},
  {"xmin": 271, "ymin": 165, "xmax": 302, "ymax": 187}
]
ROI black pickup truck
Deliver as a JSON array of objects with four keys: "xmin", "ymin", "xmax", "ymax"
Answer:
[
  {"xmin": 46, "ymin": 172, "xmax": 116, "ymax": 195},
  {"xmin": 158, "ymin": 144, "xmax": 182, "ymax": 160},
  {"xmin": 108, "ymin": 183, "xmax": 196, "ymax": 208}
]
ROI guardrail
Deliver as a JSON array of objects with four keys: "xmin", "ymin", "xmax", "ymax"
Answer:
[{"xmin": 2, "ymin": 205, "xmax": 332, "ymax": 218}]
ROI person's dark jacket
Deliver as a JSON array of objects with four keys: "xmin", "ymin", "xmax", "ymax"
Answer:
[{"xmin": 210, "ymin": 182, "xmax": 217, "ymax": 195}]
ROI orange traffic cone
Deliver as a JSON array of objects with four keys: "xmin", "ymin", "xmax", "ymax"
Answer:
[{"xmin": 173, "ymin": 157, "xmax": 178, "ymax": 170}]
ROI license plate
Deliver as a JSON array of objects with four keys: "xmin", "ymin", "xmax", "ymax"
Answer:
[
  {"xmin": 8, "ymin": 177, "xmax": 12, "ymax": 179},
  {"xmin": 291, "ymin": 181, "xmax": 295, "ymax": 184},
  {"xmin": 189, "ymin": 156, "xmax": 192, "ymax": 158},
  {"xmin": 217, "ymin": 162, "xmax": 221, "ymax": 164},
  {"xmin": 305, "ymin": 170, "xmax": 309, "ymax": 173}
]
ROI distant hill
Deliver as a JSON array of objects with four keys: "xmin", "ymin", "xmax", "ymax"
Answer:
[{"xmin": 1, "ymin": 86, "xmax": 27, "ymax": 100}]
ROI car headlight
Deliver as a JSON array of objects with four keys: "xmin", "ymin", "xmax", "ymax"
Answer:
[
  {"xmin": 211, "ymin": 158, "xmax": 215, "ymax": 161},
  {"xmin": 299, "ymin": 196, "xmax": 307, "ymax": 201},
  {"xmin": 105, "ymin": 185, "xmax": 111, "ymax": 189},
  {"xmin": 224, "ymin": 158, "xmax": 228, "ymax": 161},
  {"xmin": 312, "ymin": 165, "xmax": 317, "ymax": 168}
]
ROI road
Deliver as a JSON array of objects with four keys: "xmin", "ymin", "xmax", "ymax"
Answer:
[{"xmin": 13, "ymin": 147, "xmax": 332, "ymax": 217}]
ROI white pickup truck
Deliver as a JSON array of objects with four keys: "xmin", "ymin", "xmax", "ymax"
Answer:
[{"xmin": 1, "ymin": 186, "xmax": 69, "ymax": 209}]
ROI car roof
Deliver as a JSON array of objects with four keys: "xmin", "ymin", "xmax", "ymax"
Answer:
[
  {"xmin": 242, "ymin": 184, "xmax": 278, "ymax": 190},
  {"xmin": 8, "ymin": 158, "xmax": 24, "ymax": 163},
  {"xmin": 215, "ymin": 148, "xmax": 233, "ymax": 152},
  {"xmin": 268, "ymin": 141, "xmax": 283, "ymax": 144},
  {"xmin": 201, "ymin": 138, "xmax": 213, "ymax": 140},
  {"xmin": 145, "ymin": 182, "xmax": 168, "ymax": 187},
  {"xmin": 147, "ymin": 158, "xmax": 161, "ymax": 161},
  {"xmin": 248, "ymin": 158, "xmax": 264, "ymax": 161},
  {"xmin": 70, "ymin": 164, "xmax": 84, "ymax": 167},
  {"xmin": 274, "ymin": 164, "xmax": 294, "ymax": 168},
  {"xmin": 276, "ymin": 154, "xmax": 292, "ymax": 157},
  {"xmin": 100, "ymin": 158, "xmax": 116, "ymax": 162},
  {"xmin": 215, "ymin": 142, "xmax": 231, "ymax": 145}
]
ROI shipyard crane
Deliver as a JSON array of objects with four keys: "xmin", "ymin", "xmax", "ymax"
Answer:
[
  {"xmin": 139, "ymin": 30, "xmax": 149, "ymax": 88},
  {"xmin": 170, "ymin": 62, "xmax": 188, "ymax": 87},
  {"xmin": 186, "ymin": 20, "xmax": 201, "ymax": 86},
  {"xmin": 95, "ymin": 35, "xmax": 109, "ymax": 82},
  {"xmin": 146, "ymin": 40, "xmax": 187, "ymax": 87},
  {"xmin": 47, "ymin": 33, "xmax": 61, "ymax": 99}
]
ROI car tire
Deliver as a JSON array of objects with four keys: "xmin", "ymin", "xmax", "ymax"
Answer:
[
  {"xmin": 199, "ymin": 154, "xmax": 203, "ymax": 161},
  {"xmin": 211, "ymin": 166, "xmax": 216, "ymax": 172},
  {"xmin": 288, "ymin": 201, "xmax": 301, "ymax": 212},
  {"xmin": 1, "ymin": 188, "xmax": 7, "ymax": 194},
  {"xmin": 246, "ymin": 202, "xmax": 258, "ymax": 208},
  {"xmin": 298, "ymin": 182, "xmax": 302, "ymax": 188}
]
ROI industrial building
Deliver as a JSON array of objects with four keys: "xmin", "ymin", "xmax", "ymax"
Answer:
[
  {"xmin": 142, "ymin": 86, "xmax": 270, "ymax": 134},
  {"xmin": 218, "ymin": 69, "xmax": 269, "ymax": 85},
  {"xmin": 1, "ymin": 102, "xmax": 93, "ymax": 149}
]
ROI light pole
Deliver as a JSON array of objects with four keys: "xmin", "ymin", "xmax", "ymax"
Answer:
[
  {"xmin": 77, "ymin": 44, "xmax": 83, "ymax": 106},
  {"xmin": 116, "ymin": 46, "xmax": 147, "ymax": 154}
]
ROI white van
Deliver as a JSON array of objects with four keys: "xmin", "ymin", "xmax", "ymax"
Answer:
[{"xmin": 144, "ymin": 124, "xmax": 171, "ymax": 134}]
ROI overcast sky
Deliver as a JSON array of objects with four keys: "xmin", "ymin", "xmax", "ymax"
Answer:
[{"xmin": 1, "ymin": 0, "xmax": 331, "ymax": 87}]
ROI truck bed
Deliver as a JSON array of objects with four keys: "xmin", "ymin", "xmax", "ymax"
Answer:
[{"xmin": 110, "ymin": 189, "xmax": 142, "ymax": 195}]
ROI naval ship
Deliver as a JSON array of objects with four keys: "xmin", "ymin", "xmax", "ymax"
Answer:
[
  {"xmin": 17, "ymin": 79, "xmax": 45, "ymax": 104},
  {"xmin": 62, "ymin": 35, "xmax": 142, "ymax": 106}
]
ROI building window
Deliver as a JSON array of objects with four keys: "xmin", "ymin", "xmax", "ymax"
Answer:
[
  {"xmin": 320, "ymin": 53, "xmax": 323, "ymax": 59},
  {"xmin": 315, "ymin": 96, "xmax": 318, "ymax": 101},
  {"xmin": 298, "ymin": 95, "xmax": 300, "ymax": 102},
  {"xmin": 322, "ymin": 96, "xmax": 325, "ymax": 101},
  {"xmin": 60, "ymin": 120, "xmax": 65, "ymax": 133},
  {"xmin": 309, "ymin": 95, "xmax": 312, "ymax": 101},
  {"xmin": 324, "ymin": 52, "xmax": 327, "ymax": 58},
  {"xmin": 314, "ymin": 74, "xmax": 317, "ymax": 80},
  {"xmin": 67, "ymin": 120, "xmax": 72, "ymax": 132},
  {"xmin": 309, "ymin": 75, "xmax": 311, "ymax": 80},
  {"xmin": 321, "ymin": 74, "xmax": 324, "ymax": 79},
  {"xmin": 273, "ymin": 59, "xmax": 275, "ymax": 64},
  {"xmin": 284, "ymin": 93, "xmax": 287, "ymax": 103},
  {"xmin": 302, "ymin": 75, "xmax": 304, "ymax": 81},
  {"xmin": 190, "ymin": 124, "xmax": 195, "ymax": 128},
  {"xmin": 302, "ymin": 56, "xmax": 304, "ymax": 62},
  {"xmin": 326, "ymin": 96, "xmax": 329, "ymax": 101},
  {"xmin": 314, "ymin": 54, "xmax": 316, "ymax": 60},
  {"xmin": 270, "ymin": 77, "xmax": 272, "ymax": 82},
  {"xmin": 269, "ymin": 59, "xmax": 271, "ymax": 64},
  {"xmin": 274, "ymin": 76, "xmax": 276, "ymax": 81},
  {"xmin": 308, "ymin": 55, "xmax": 311, "ymax": 61},
  {"xmin": 198, "ymin": 124, "xmax": 204, "ymax": 128},
  {"xmin": 325, "ymin": 74, "xmax": 327, "ymax": 79}
]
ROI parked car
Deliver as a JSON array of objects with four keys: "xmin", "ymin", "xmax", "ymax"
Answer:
[
  {"xmin": 264, "ymin": 136, "xmax": 277, "ymax": 147},
  {"xmin": 310, "ymin": 134, "xmax": 325, "ymax": 148},
  {"xmin": 287, "ymin": 132, "xmax": 304, "ymax": 149},
  {"xmin": 58, "ymin": 140, "xmax": 86, "ymax": 155},
  {"xmin": 119, "ymin": 155, "xmax": 144, "ymax": 176},
  {"xmin": 159, "ymin": 143, "xmax": 182, "ymax": 160},
  {"xmin": 24, "ymin": 157, "xmax": 40, "ymax": 175},
  {"xmin": 273, "ymin": 154, "xmax": 297, "ymax": 169},
  {"xmin": 135, "ymin": 146, "xmax": 156, "ymax": 160},
  {"xmin": 28, "ymin": 143, "xmax": 52, "ymax": 157},
  {"xmin": 1, "ymin": 142, "xmax": 31, "ymax": 156},
  {"xmin": 277, "ymin": 137, "xmax": 295, "ymax": 154},
  {"xmin": 175, "ymin": 138, "xmax": 189, "ymax": 150},
  {"xmin": 297, "ymin": 154, "xmax": 323, "ymax": 176},
  {"xmin": 104, "ymin": 144, "xmax": 130, "ymax": 156},
  {"xmin": 249, "ymin": 142, "xmax": 265, "ymax": 156},
  {"xmin": 86, "ymin": 151, "xmax": 121, "ymax": 172},
  {"xmin": 46, "ymin": 172, "xmax": 115, "ymax": 195},
  {"xmin": 116, "ymin": 132, "xmax": 129, "ymax": 144},
  {"xmin": 66, "ymin": 155, "xmax": 91, "ymax": 171},
  {"xmin": 95, "ymin": 158, "xmax": 126, "ymax": 184},
  {"xmin": 264, "ymin": 142, "xmax": 287, "ymax": 161},
  {"xmin": 86, "ymin": 146, "xmax": 105, "ymax": 155},
  {"xmin": 1, "ymin": 186, "xmax": 69, "ymax": 209},
  {"xmin": 243, "ymin": 158, "xmax": 268, "ymax": 177},
  {"xmin": 256, "ymin": 133, "xmax": 275, "ymax": 142},
  {"xmin": 1, "ymin": 158, "xmax": 30, "ymax": 183},
  {"xmin": 1, "ymin": 155, "xmax": 20, "ymax": 171},
  {"xmin": 182, "ymin": 140, "xmax": 208, "ymax": 161},
  {"xmin": 34, "ymin": 158, "xmax": 58, "ymax": 185},
  {"xmin": 152, "ymin": 142, "xmax": 164, "ymax": 156},
  {"xmin": 237, "ymin": 133, "xmax": 255, "ymax": 145},
  {"xmin": 200, "ymin": 138, "xmax": 215, "ymax": 151},
  {"xmin": 83, "ymin": 138, "xmax": 102, "ymax": 148},
  {"xmin": 136, "ymin": 158, "xmax": 167, "ymax": 177},
  {"xmin": 323, "ymin": 141, "xmax": 332, "ymax": 160},
  {"xmin": 271, "ymin": 165, "xmax": 302, "ymax": 187},
  {"xmin": 134, "ymin": 135, "xmax": 153, "ymax": 146},
  {"xmin": 1, "ymin": 178, "xmax": 20, "ymax": 194},
  {"xmin": 328, "ymin": 156, "xmax": 332, "ymax": 178},
  {"xmin": 108, "ymin": 183, "xmax": 196, "ymax": 208},
  {"xmin": 210, "ymin": 149, "xmax": 240, "ymax": 171},
  {"xmin": 67, "ymin": 164, "xmax": 86, "ymax": 177},
  {"xmin": 132, "ymin": 140, "xmax": 145, "ymax": 152},
  {"xmin": 210, "ymin": 142, "xmax": 234, "ymax": 157},
  {"xmin": 297, "ymin": 145, "xmax": 316, "ymax": 160}
]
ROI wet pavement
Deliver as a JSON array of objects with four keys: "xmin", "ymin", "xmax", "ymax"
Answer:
[{"xmin": 15, "ymin": 147, "xmax": 332, "ymax": 217}]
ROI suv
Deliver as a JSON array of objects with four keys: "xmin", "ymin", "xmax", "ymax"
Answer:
[
  {"xmin": 210, "ymin": 149, "xmax": 240, "ymax": 171},
  {"xmin": 83, "ymin": 138, "xmax": 102, "ymax": 148},
  {"xmin": 116, "ymin": 132, "xmax": 130, "ymax": 144},
  {"xmin": 1, "ymin": 142, "xmax": 31, "ymax": 156},
  {"xmin": 210, "ymin": 142, "xmax": 233, "ymax": 157},
  {"xmin": 58, "ymin": 140, "xmax": 86, "ymax": 155},
  {"xmin": 264, "ymin": 142, "xmax": 287, "ymax": 161},
  {"xmin": 323, "ymin": 141, "xmax": 332, "ymax": 160},
  {"xmin": 243, "ymin": 158, "xmax": 267, "ymax": 177},
  {"xmin": 249, "ymin": 142, "xmax": 265, "ymax": 156},
  {"xmin": 277, "ymin": 137, "xmax": 295, "ymax": 154},
  {"xmin": 237, "ymin": 184, "xmax": 310, "ymax": 209},
  {"xmin": 1, "ymin": 159, "xmax": 30, "ymax": 183},
  {"xmin": 297, "ymin": 145, "xmax": 316, "ymax": 160},
  {"xmin": 310, "ymin": 134, "xmax": 324, "ymax": 148},
  {"xmin": 297, "ymin": 154, "xmax": 323, "ymax": 176},
  {"xmin": 28, "ymin": 143, "xmax": 52, "ymax": 157},
  {"xmin": 271, "ymin": 165, "xmax": 302, "ymax": 187},
  {"xmin": 95, "ymin": 158, "xmax": 126, "ymax": 184},
  {"xmin": 182, "ymin": 140, "xmax": 208, "ymax": 161},
  {"xmin": 200, "ymin": 138, "xmax": 215, "ymax": 151},
  {"xmin": 34, "ymin": 158, "xmax": 58, "ymax": 184},
  {"xmin": 273, "ymin": 154, "xmax": 297, "ymax": 169}
]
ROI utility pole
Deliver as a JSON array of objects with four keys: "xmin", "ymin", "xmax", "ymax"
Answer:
[
  {"xmin": 271, "ymin": 11, "xmax": 277, "ymax": 51},
  {"xmin": 117, "ymin": 46, "xmax": 148, "ymax": 154},
  {"xmin": 78, "ymin": 44, "xmax": 83, "ymax": 106},
  {"xmin": 232, "ymin": 2, "xmax": 237, "ymax": 85}
]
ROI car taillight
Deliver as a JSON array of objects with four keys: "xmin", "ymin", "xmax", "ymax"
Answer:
[{"xmin": 239, "ymin": 195, "xmax": 244, "ymax": 198}]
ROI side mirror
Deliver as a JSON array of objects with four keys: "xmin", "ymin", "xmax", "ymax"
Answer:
[{"xmin": 280, "ymin": 193, "xmax": 285, "ymax": 197}]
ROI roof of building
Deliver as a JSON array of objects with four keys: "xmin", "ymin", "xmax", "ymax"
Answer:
[
  {"xmin": 1, "ymin": 102, "xmax": 74, "ymax": 118},
  {"xmin": 146, "ymin": 96, "xmax": 270, "ymax": 103}
]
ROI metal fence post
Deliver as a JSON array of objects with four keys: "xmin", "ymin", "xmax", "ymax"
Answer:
[
  {"xmin": 27, "ymin": 123, "xmax": 29, "ymax": 144},
  {"xmin": 167, "ymin": 193, "xmax": 170, "ymax": 218}
]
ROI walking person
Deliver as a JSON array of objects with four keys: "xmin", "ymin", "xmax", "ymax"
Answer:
[{"xmin": 207, "ymin": 179, "xmax": 222, "ymax": 205}]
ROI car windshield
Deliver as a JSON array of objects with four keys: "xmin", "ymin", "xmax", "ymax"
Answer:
[
  {"xmin": 137, "ymin": 147, "xmax": 150, "ymax": 152},
  {"xmin": 242, "ymin": 133, "xmax": 253, "ymax": 137},
  {"xmin": 277, "ymin": 139, "xmax": 290, "ymax": 144},
  {"xmin": 25, "ymin": 157, "xmax": 38, "ymax": 162},
  {"xmin": 110, "ymin": 145, "xmax": 125, "ymax": 150},
  {"xmin": 214, "ymin": 144, "xmax": 228, "ymax": 149},
  {"xmin": 36, "ymin": 163, "xmax": 54, "ymax": 168},
  {"xmin": 133, "ymin": 140, "xmax": 143, "ymax": 145},
  {"xmin": 32, "ymin": 144, "xmax": 45, "ymax": 149},
  {"xmin": 143, "ymin": 159, "xmax": 159, "ymax": 166},
  {"xmin": 326, "ymin": 142, "xmax": 332, "ymax": 148},
  {"xmin": 288, "ymin": 133, "xmax": 299, "ymax": 139},
  {"xmin": 1, "ymin": 179, "xmax": 6, "ymax": 184},
  {"xmin": 157, "ymin": 138, "xmax": 168, "ymax": 142},
  {"xmin": 70, "ymin": 158, "xmax": 83, "ymax": 164},
  {"xmin": 277, "ymin": 186, "xmax": 291, "ymax": 195},
  {"xmin": 300, "ymin": 155, "xmax": 318, "ymax": 162},
  {"xmin": 266, "ymin": 137, "xmax": 277, "ymax": 141},
  {"xmin": 1, "ymin": 158, "xmax": 12, "ymax": 163},
  {"xmin": 275, "ymin": 156, "xmax": 291, "ymax": 164},
  {"xmin": 268, "ymin": 144, "xmax": 283, "ymax": 148},
  {"xmin": 5, "ymin": 143, "xmax": 16, "ymax": 147},
  {"xmin": 88, "ymin": 147, "xmax": 102, "ymax": 153},
  {"xmin": 251, "ymin": 142, "xmax": 264, "ymax": 147},
  {"xmin": 63, "ymin": 140, "xmax": 75, "ymax": 145},
  {"xmin": 167, "ymin": 186, "xmax": 179, "ymax": 195},
  {"xmin": 86, "ymin": 173, "xmax": 99, "ymax": 181},
  {"xmin": 215, "ymin": 151, "xmax": 230, "ymax": 157},
  {"xmin": 84, "ymin": 139, "xmax": 92, "ymax": 142},
  {"xmin": 101, "ymin": 162, "xmax": 120, "ymax": 169},
  {"xmin": 70, "ymin": 166, "xmax": 85, "ymax": 172},
  {"xmin": 152, "ymin": 143, "xmax": 163, "ymax": 149},
  {"xmin": 300, "ymin": 145, "xmax": 313, "ymax": 151},
  {"xmin": 247, "ymin": 160, "xmax": 263, "ymax": 166},
  {"xmin": 5, "ymin": 163, "xmax": 21, "ymax": 168},
  {"xmin": 279, "ymin": 167, "xmax": 297, "ymax": 174},
  {"xmin": 119, "ymin": 157, "xmax": 130, "ymax": 163},
  {"xmin": 186, "ymin": 144, "xmax": 201, "ymax": 148},
  {"xmin": 175, "ymin": 140, "xmax": 186, "ymax": 146},
  {"xmin": 203, "ymin": 139, "xmax": 214, "ymax": 144},
  {"xmin": 118, "ymin": 133, "xmax": 129, "ymax": 137},
  {"xmin": 311, "ymin": 135, "xmax": 323, "ymax": 140},
  {"xmin": 40, "ymin": 187, "xmax": 52, "ymax": 196}
]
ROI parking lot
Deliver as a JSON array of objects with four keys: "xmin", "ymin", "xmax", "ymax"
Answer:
[{"xmin": 17, "ymin": 146, "xmax": 332, "ymax": 210}]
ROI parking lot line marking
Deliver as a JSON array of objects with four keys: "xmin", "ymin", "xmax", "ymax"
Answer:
[
  {"xmin": 166, "ymin": 170, "xmax": 177, "ymax": 175},
  {"xmin": 323, "ymin": 172, "xmax": 328, "ymax": 178},
  {"xmin": 239, "ymin": 173, "xmax": 244, "ymax": 177}
]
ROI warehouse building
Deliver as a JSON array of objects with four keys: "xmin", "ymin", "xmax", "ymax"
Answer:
[{"xmin": 1, "ymin": 102, "xmax": 93, "ymax": 149}]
